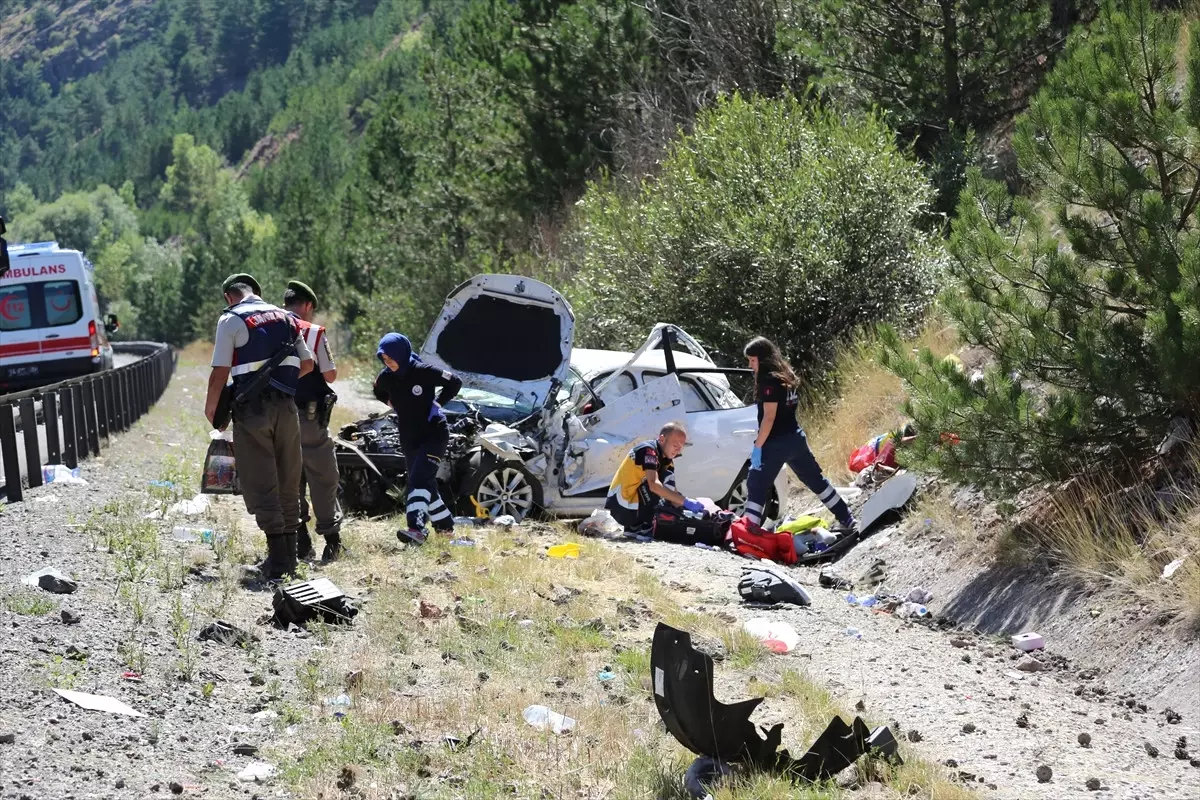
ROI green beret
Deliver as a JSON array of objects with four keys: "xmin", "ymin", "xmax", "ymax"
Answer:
[
  {"xmin": 222, "ymin": 273, "xmax": 261, "ymax": 295},
  {"xmin": 286, "ymin": 279, "xmax": 318, "ymax": 309}
]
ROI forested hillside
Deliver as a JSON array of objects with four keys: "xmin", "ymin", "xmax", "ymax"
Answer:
[{"xmin": 3, "ymin": 0, "xmax": 1197, "ymax": 494}]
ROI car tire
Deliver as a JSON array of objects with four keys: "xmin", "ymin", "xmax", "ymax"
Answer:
[
  {"xmin": 721, "ymin": 464, "xmax": 780, "ymax": 520},
  {"xmin": 458, "ymin": 454, "xmax": 545, "ymax": 522}
]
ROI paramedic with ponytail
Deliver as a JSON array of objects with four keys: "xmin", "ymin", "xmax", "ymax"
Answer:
[
  {"xmin": 742, "ymin": 336, "xmax": 858, "ymax": 534},
  {"xmin": 372, "ymin": 332, "xmax": 463, "ymax": 545}
]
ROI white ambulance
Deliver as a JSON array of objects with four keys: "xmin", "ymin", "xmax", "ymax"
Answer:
[{"xmin": 0, "ymin": 240, "xmax": 118, "ymax": 393}]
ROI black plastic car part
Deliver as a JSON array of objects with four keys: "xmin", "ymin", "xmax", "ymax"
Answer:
[{"xmin": 651, "ymin": 622, "xmax": 901, "ymax": 785}]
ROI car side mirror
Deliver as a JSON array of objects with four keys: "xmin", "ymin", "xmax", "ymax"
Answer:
[{"xmin": 105, "ymin": 313, "xmax": 120, "ymax": 334}]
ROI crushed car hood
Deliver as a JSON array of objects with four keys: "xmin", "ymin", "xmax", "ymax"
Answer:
[{"xmin": 419, "ymin": 274, "xmax": 575, "ymax": 410}]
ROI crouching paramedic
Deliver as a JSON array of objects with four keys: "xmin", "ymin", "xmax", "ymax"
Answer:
[
  {"xmin": 372, "ymin": 333, "xmax": 462, "ymax": 545},
  {"xmin": 604, "ymin": 422, "xmax": 702, "ymax": 534},
  {"xmin": 204, "ymin": 274, "xmax": 314, "ymax": 581},
  {"xmin": 283, "ymin": 280, "xmax": 344, "ymax": 562}
]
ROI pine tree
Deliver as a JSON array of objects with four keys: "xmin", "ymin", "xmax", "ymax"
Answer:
[{"xmin": 882, "ymin": 0, "xmax": 1200, "ymax": 493}]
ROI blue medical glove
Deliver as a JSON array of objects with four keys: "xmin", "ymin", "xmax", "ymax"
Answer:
[
  {"xmin": 682, "ymin": 498, "xmax": 704, "ymax": 514},
  {"xmin": 750, "ymin": 446, "xmax": 763, "ymax": 471}
]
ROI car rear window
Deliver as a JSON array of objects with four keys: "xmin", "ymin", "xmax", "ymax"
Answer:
[{"xmin": 0, "ymin": 280, "xmax": 83, "ymax": 331}]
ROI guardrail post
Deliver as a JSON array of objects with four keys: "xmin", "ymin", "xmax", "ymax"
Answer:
[
  {"xmin": 94, "ymin": 377, "xmax": 109, "ymax": 441},
  {"xmin": 71, "ymin": 384, "xmax": 88, "ymax": 461},
  {"xmin": 1, "ymin": 405, "xmax": 23, "ymax": 502},
  {"xmin": 61, "ymin": 386, "xmax": 78, "ymax": 469},
  {"xmin": 120, "ymin": 370, "xmax": 133, "ymax": 430},
  {"xmin": 101, "ymin": 373, "xmax": 117, "ymax": 438},
  {"xmin": 114, "ymin": 370, "xmax": 128, "ymax": 431},
  {"xmin": 19, "ymin": 398, "xmax": 42, "ymax": 489},
  {"xmin": 82, "ymin": 380, "xmax": 101, "ymax": 457},
  {"xmin": 44, "ymin": 390, "xmax": 62, "ymax": 465}
]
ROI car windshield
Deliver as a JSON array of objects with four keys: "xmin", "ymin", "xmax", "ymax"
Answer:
[{"xmin": 444, "ymin": 386, "xmax": 537, "ymax": 418}]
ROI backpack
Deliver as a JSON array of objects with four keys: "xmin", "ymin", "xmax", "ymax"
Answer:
[
  {"xmin": 728, "ymin": 516, "xmax": 797, "ymax": 565},
  {"xmin": 738, "ymin": 566, "xmax": 812, "ymax": 607}
]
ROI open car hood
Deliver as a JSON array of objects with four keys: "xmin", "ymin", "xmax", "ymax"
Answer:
[{"xmin": 419, "ymin": 274, "xmax": 575, "ymax": 410}]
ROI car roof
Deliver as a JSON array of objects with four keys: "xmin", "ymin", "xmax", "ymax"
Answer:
[{"xmin": 571, "ymin": 348, "xmax": 733, "ymax": 389}]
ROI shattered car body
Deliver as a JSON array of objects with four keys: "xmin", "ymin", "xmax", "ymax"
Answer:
[{"xmin": 335, "ymin": 274, "xmax": 788, "ymax": 521}]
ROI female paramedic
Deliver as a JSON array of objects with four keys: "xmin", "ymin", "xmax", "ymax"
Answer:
[
  {"xmin": 372, "ymin": 332, "xmax": 463, "ymax": 545},
  {"xmin": 742, "ymin": 336, "xmax": 857, "ymax": 534}
]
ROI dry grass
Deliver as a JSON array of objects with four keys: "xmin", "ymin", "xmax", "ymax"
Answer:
[
  {"xmin": 1033, "ymin": 464, "xmax": 1200, "ymax": 631},
  {"xmin": 800, "ymin": 323, "xmax": 957, "ymax": 485},
  {"xmin": 267, "ymin": 516, "xmax": 973, "ymax": 799}
]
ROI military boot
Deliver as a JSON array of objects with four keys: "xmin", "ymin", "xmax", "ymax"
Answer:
[
  {"xmin": 321, "ymin": 532, "xmax": 346, "ymax": 562},
  {"xmin": 295, "ymin": 526, "xmax": 316, "ymax": 561},
  {"xmin": 259, "ymin": 534, "xmax": 295, "ymax": 581}
]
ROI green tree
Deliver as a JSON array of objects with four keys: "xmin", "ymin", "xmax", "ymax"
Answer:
[
  {"xmin": 882, "ymin": 0, "xmax": 1200, "ymax": 492},
  {"xmin": 571, "ymin": 93, "xmax": 945, "ymax": 387}
]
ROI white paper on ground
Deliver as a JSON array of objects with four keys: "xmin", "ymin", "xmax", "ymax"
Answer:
[{"xmin": 52, "ymin": 688, "xmax": 144, "ymax": 717}]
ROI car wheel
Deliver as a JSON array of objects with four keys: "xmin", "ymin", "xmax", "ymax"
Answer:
[
  {"xmin": 722, "ymin": 467, "xmax": 780, "ymax": 520},
  {"xmin": 460, "ymin": 457, "xmax": 544, "ymax": 522}
]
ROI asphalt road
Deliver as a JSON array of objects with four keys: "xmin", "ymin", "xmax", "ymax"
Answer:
[{"xmin": 1, "ymin": 353, "xmax": 144, "ymax": 497}]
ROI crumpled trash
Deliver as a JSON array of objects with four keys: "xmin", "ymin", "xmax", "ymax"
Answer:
[
  {"xmin": 578, "ymin": 509, "xmax": 624, "ymax": 539},
  {"xmin": 1161, "ymin": 557, "xmax": 1186, "ymax": 580},
  {"xmin": 22, "ymin": 567, "xmax": 77, "ymax": 594},
  {"xmin": 904, "ymin": 586, "xmax": 933, "ymax": 604},
  {"xmin": 146, "ymin": 493, "xmax": 211, "ymax": 520},
  {"xmin": 896, "ymin": 602, "xmax": 929, "ymax": 618},
  {"xmin": 846, "ymin": 593, "xmax": 878, "ymax": 608},
  {"xmin": 844, "ymin": 627, "xmax": 864, "ymax": 640},
  {"xmin": 743, "ymin": 618, "xmax": 799, "ymax": 653},
  {"xmin": 52, "ymin": 688, "xmax": 143, "ymax": 717},
  {"xmin": 547, "ymin": 543, "xmax": 581, "ymax": 559},
  {"xmin": 449, "ymin": 538, "xmax": 476, "ymax": 547},
  {"xmin": 523, "ymin": 704, "xmax": 576, "ymax": 734},
  {"xmin": 597, "ymin": 669, "xmax": 616, "ymax": 682},
  {"xmin": 493, "ymin": 515, "xmax": 517, "ymax": 529},
  {"xmin": 42, "ymin": 465, "xmax": 87, "ymax": 485},
  {"xmin": 236, "ymin": 761, "xmax": 276, "ymax": 783}
]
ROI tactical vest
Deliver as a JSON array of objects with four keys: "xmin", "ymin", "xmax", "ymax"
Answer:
[
  {"xmin": 228, "ymin": 297, "xmax": 301, "ymax": 396},
  {"xmin": 292, "ymin": 316, "xmax": 332, "ymax": 404}
]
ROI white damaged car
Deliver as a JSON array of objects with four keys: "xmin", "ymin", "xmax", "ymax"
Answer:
[{"xmin": 335, "ymin": 274, "xmax": 788, "ymax": 522}]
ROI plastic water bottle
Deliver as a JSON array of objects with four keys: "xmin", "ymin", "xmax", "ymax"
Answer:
[
  {"xmin": 859, "ymin": 595, "xmax": 878, "ymax": 608},
  {"xmin": 522, "ymin": 704, "xmax": 576, "ymax": 734},
  {"xmin": 326, "ymin": 694, "xmax": 353, "ymax": 719},
  {"xmin": 844, "ymin": 627, "xmax": 864, "ymax": 640}
]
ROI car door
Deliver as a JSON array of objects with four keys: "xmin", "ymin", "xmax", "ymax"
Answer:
[
  {"xmin": 641, "ymin": 370, "xmax": 757, "ymax": 502},
  {"xmin": 560, "ymin": 372, "xmax": 684, "ymax": 496}
]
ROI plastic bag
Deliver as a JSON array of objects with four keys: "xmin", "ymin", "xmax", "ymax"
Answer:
[
  {"xmin": 42, "ymin": 465, "xmax": 87, "ymax": 485},
  {"xmin": 201, "ymin": 436, "xmax": 239, "ymax": 495},
  {"xmin": 743, "ymin": 617, "xmax": 799, "ymax": 653},
  {"xmin": 578, "ymin": 509, "xmax": 624, "ymax": 539}
]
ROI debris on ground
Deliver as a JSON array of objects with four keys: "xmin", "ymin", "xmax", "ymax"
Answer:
[
  {"xmin": 1161, "ymin": 557, "xmax": 1186, "ymax": 580},
  {"xmin": 1078, "ymin": 732, "xmax": 1092, "ymax": 747},
  {"xmin": 42, "ymin": 465, "xmax": 87, "ymax": 485},
  {"xmin": 271, "ymin": 578, "xmax": 358, "ymax": 626},
  {"xmin": 738, "ymin": 566, "xmax": 811, "ymax": 607},
  {"xmin": 818, "ymin": 566, "xmax": 853, "ymax": 590},
  {"xmin": 236, "ymin": 761, "xmax": 276, "ymax": 783},
  {"xmin": 1036, "ymin": 765, "xmax": 1053, "ymax": 783},
  {"xmin": 60, "ymin": 608, "xmax": 82, "ymax": 624},
  {"xmin": 1165, "ymin": 707, "xmax": 1182, "ymax": 724},
  {"xmin": 197, "ymin": 620, "xmax": 258, "ymax": 647},
  {"xmin": 743, "ymin": 618, "xmax": 800, "ymax": 653},
  {"xmin": 419, "ymin": 600, "xmax": 444, "ymax": 619},
  {"xmin": 522, "ymin": 705, "xmax": 576, "ymax": 734},
  {"xmin": 22, "ymin": 567, "xmax": 78, "ymax": 594},
  {"xmin": 578, "ymin": 509, "xmax": 624, "ymax": 538},
  {"xmin": 547, "ymin": 543, "xmax": 581, "ymax": 559},
  {"xmin": 52, "ymin": 688, "xmax": 143, "ymax": 717},
  {"xmin": 1012, "ymin": 632, "xmax": 1045, "ymax": 651},
  {"xmin": 1144, "ymin": 742, "xmax": 1160, "ymax": 758}
]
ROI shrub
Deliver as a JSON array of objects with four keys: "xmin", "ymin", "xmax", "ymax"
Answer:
[{"xmin": 568, "ymin": 92, "xmax": 945, "ymax": 391}]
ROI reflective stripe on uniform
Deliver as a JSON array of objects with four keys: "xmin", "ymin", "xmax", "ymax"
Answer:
[
  {"xmin": 606, "ymin": 487, "xmax": 639, "ymax": 511},
  {"xmin": 429, "ymin": 497, "xmax": 452, "ymax": 522},
  {"xmin": 303, "ymin": 325, "xmax": 322, "ymax": 354},
  {"xmin": 230, "ymin": 355, "xmax": 302, "ymax": 377}
]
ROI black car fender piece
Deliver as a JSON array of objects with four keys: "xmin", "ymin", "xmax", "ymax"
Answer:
[{"xmin": 650, "ymin": 623, "xmax": 901, "ymax": 783}]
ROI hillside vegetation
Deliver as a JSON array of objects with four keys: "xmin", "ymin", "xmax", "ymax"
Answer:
[{"xmin": 3, "ymin": 0, "xmax": 1198, "ymax": 508}]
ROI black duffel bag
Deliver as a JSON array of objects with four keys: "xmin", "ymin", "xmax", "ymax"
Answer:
[{"xmin": 652, "ymin": 506, "xmax": 733, "ymax": 547}]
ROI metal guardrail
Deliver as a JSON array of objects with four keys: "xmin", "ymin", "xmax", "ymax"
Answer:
[{"xmin": 0, "ymin": 342, "xmax": 177, "ymax": 502}]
